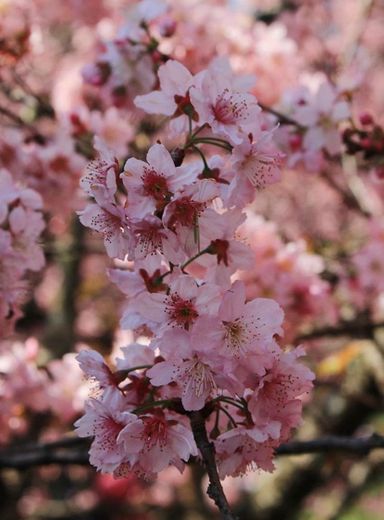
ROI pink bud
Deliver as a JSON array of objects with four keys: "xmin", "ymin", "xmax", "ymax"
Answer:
[
  {"xmin": 359, "ymin": 112, "xmax": 373, "ymax": 126},
  {"xmin": 159, "ymin": 17, "xmax": 177, "ymax": 37},
  {"xmin": 289, "ymin": 133, "xmax": 302, "ymax": 151},
  {"xmin": 82, "ymin": 62, "xmax": 111, "ymax": 86},
  {"xmin": 360, "ymin": 137, "xmax": 372, "ymax": 149}
]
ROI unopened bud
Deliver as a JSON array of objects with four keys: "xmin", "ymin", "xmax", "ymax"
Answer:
[
  {"xmin": 359, "ymin": 112, "xmax": 373, "ymax": 126},
  {"xmin": 171, "ymin": 147, "xmax": 185, "ymax": 166}
]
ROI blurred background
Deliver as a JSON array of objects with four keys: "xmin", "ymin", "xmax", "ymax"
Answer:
[{"xmin": 1, "ymin": 0, "xmax": 384, "ymax": 519}]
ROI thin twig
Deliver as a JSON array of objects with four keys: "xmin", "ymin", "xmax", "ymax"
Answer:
[
  {"xmin": 258, "ymin": 102, "xmax": 304, "ymax": 129},
  {"xmin": 0, "ymin": 104, "xmax": 45, "ymax": 142},
  {"xmin": 320, "ymin": 169, "xmax": 371, "ymax": 218}
]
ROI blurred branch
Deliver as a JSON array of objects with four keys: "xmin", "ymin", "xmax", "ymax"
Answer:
[
  {"xmin": 0, "ymin": 450, "xmax": 89, "ymax": 469},
  {"xmin": 276, "ymin": 434, "xmax": 384, "ymax": 455},
  {"xmin": 2, "ymin": 434, "xmax": 384, "ymax": 470},
  {"xmin": 297, "ymin": 318, "xmax": 384, "ymax": 341},
  {"xmin": 320, "ymin": 169, "xmax": 371, "ymax": 218},
  {"xmin": 0, "ymin": 104, "xmax": 45, "ymax": 143},
  {"xmin": 258, "ymin": 102, "xmax": 304, "ymax": 129}
]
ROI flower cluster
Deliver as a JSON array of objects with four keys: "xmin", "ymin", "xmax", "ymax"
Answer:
[
  {"xmin": 76, "ymin": 55, "xmax": 314, "ymax": 479},
  {"xmin": 0, "ymin": 339, "xmax": 87, "ymax": 443},
  {"xmin": 0, "ymin": 169, "xmax": 45, "ymax": 338},
  {"xmin": 238, "ymin": 215, "xmax": 337, "ymax": 341},
  {"xmin": 274, "ymin": 79, "xmax": 351, "ymax": 171},
  {"xmin": 82, "ymin": 0, "xmax": 171, "ymax": 107}
]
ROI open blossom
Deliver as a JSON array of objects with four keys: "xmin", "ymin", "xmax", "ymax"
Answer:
[
  {"xmin": 147, "ymin": 327, "xmax": 232, "ymax": 410},
  {"xmin": 190, "ymin": 62, "xmax": 261, "ymax": 145},
  {"xmin": 129, "ymin": 273, "xmax": 221, "ymax": 334},
  {"xmin": 122, "ymin": 143, "xmax": 196, "ymax": 218},
  {"xmin": 193, "ymin": 209, "xmax": 255, "ymax": 285},
  {"xmin": 76, "ymin": 350, "xmax": 116, "ymax": 389},
  {"xmin": 247, "ymin": 347, "xmax": 315, "ymax": 440},
  {"xmin": 214, "ymin": 281, "xmax": 284, "ymax": 358},
  {"xmin": 75, "ymin": 389, "xmax": 134, "ymax": 473},
  {"xmin": 293, "ymin": 80, "xmax": 350, "ymax": 155},
  {"xmin": 129, "ymin": 215, "xmax": 185, "ymax": 263},
  {"xmin": 80, "ymin": 136, "xmax": 119, "ymax": 205},
  {"xmin": 117, "ymin": 410, "xmax": 197, "ymax": 475},
  {"xmin": 225, "ymin": 130, "xmax": 283, "ymax": 207},
  {"xmin": 78, "ymin": 202, "xmax": 132, "ymax": 259},
  {"xmin": 216, "ymin": 428, "xmax": 278, "ymax": 477},
  {"xmin": 134, "ymin": 59, "xmax": 196, "ymax": 118},
  {"xmin": 162, "ymin": 179, "xmax": 219, "ymax": 240}
]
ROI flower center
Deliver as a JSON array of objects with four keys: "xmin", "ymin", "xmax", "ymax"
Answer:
[
  {"xmin": 166, "ymin": 197, "xmax": 203, "ymax": 229},
  {"xmin": 222, "ymin": 318, "xmax": 261, "ymax": 356},
  {"xmin": 142, "ymin": 167, "xmax": 172, "ymax": 206},
  {"xmin": 142, "ymin": 416, "xmax": 168, "ymax": 448},
  {"xmin": 223, "ymin": 320, "xmax": 247, "ymax": 355},
  {"xmin": 212, "ymin": 89, "xmax": 248, "ymax": 125},
  {"xmin": 134, "ymin": 220, "xmax": 164, "ymax": 256},
  {"xmin": 165, "ymin": 293, "xmax": 199, "ymax": 329},
  {"xmin": 243, "ymin": 152, "xmax": 281, "ymax": 189},
  {"xmin": 184, "ymin": 358, "xmax": 216, "ymax": 397}
]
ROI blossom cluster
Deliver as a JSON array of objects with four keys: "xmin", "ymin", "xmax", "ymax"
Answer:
[
  {"xmin": 275, "ymin": 79, "xmax": 351, "ymax": 171},
  {"xmin": 238, "ymin": 215, "xmax": 337, "ymax": 341},
  {"xmin": 76, "ymin": 54, "xmax": 314, "ymax": 479},
  {"xmin": 0, "ymin": 338, "xmax": 87, "ymax": 444},
  {"xmin": 0, "ymin": 169, "xmax": 45, "ymax": 338}
]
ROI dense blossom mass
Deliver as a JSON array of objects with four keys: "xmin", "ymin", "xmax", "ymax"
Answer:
[
  {"xmin": 75, "ymin": 6, "xmax": 315, "ymax": 480},
  {"xmin": 1, "ymin": 0, "xmax": 384, "ymax": 518}
]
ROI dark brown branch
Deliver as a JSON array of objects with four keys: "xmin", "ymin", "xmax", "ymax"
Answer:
[
  {"xmin": 297, "ymin": 319, "xmax": 384, "ymax": 341},
  {"xmin": 189, "ymin": 411, "xmax": 237, "ymax": 520},
  {"xmin": 320, "ymin": 169, "xmax": 371, "ymax": 218},
  {"xmin": 0, "ymin": 104, "xmax": 45, "ymax": 143},
  {"xmin": 258, "ymin": 102, "xmax": 304, "ymax": 129},
  {"xmin": 0, "ymin": 450, "xmax": 89, "ymax": 469},
  {"xmin": 276, "ymin": 434, "xmax": 384, "ymax": 455},
  {"xmin": 2, "ymin": 434, "xmax": 384, "ymax": 470}
]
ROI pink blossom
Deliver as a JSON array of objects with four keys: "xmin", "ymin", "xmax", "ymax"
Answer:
[
  {"xmin": 76, "ymin": 350, "xmax": 116, "ymax": 389},
  {"xmin": 216, "ymin": 429, "xmax": 277, "ymax": 477},
  {"xmin": 293, "ymin": 81, "xmax": 350, "ymax": 155},
  {"xmin": 122, "ymin": 143, "xmax": 196, "ymax": 219},
  {"xmin": 248, "ymin": 347, "xmax": 314, "ymax": 441},
  {"xmin": 216, "ymin": 281, "xmax": 284, "ymax": 358},
  {"xmin": 78, "ymin": 202, "xmax": 132, "ymax": 259},
  {"xmin": 225, "ymin": 131, "xmax": 283, "ymax": 207},
  {"xmin": 147, "ymin": 327, "xmax": 230, "ymax": 410},
  {"xmin": 130, "ymin": 215, "xmax": 185, "ymax": 263},
  {"xmin": 131, "ymin": 274, "xmax": 221, "ymax": 334},
  {"xmin": 117, "ymin": 410, "xmax": 197, "ymax": 475},
  {"xmin": 134, "ymin": 60, "xmax": 196, "ymax": 120},
  {"xmin": 190, "ymin": 64, "xmax": 261, "ymax": 145},
  {"xmin": 74, "ymin": 389, "xmax": 134, "ymax": 473},
  {"xmin": 80, "ymin": 136, "xmax": 119, "ymax": 205}
]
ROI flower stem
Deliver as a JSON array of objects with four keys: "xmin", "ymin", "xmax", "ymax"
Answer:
[{"xmin": 181, "ymin": 245, "xmax": 211, "ymax": 270}]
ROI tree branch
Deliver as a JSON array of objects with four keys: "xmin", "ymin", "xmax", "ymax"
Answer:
[
  {"xmin": 2, "ymin": 434, "xmax": 384, "ymax": 470},
  {"xmin": 189, "ymin": 411, "xmax": 238, "ymax": 520},
  {"xmin": 320, "ymin": 169, "xmax": 371, "ymax": 218},
  {"xmin": 276, "ymin": 433, "xmax": 384, "ymax": 455},
  {"xmin": 258, "ymin": 102, "xmax": 304, "ymax": 129},
  {"xmin": 297, "ymin": 319, "xmax": 384, "ymax": 341},
  {"xmin": 0, "ymin": 104, "xmax": 45, "ymax": 143}
]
